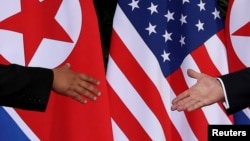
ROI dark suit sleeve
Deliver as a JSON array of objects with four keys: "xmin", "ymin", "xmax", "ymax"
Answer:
[
  {"xmin": 220, "ymin": 68, "xmax": 250, "ymax": 114},
  {"xmin": 0, "ymin": 64, "xmax": 53, "ymax": 111}
]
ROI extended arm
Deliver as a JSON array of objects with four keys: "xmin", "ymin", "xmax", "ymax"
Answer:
[{"xmin": 0, "ymin": 63, "xmax": 101, "ymax": 111}]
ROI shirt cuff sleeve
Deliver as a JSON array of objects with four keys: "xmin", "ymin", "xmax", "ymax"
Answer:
[{"xmin": 217, "ymin": 78, "xmax": 230, "ymax": 109}]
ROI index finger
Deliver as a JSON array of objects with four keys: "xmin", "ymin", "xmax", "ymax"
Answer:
[
  {"xmin": 172, "ymin": 90, "xmax": 190, "ymax": 104},
  {"xmin": 80, "ymin": 74, "xmax": 100, "ymax": 85}
]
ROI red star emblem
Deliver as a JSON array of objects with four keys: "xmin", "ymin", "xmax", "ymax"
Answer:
[
  {"xmin": 0, "ymin": 0, "xmax": 73, "ymax": 65},
  {"xmin": 233, "ymin": 22, "xmax": 250, "ymax": 36}
]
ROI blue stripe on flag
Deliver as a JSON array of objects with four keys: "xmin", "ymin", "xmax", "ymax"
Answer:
[
  {"xmin": 234, "ymin": 111, "xmax": 250, "ymax": 125},
  {"xmin": 0, "ymin": 107, "xmax": 30, "ymax": 141}
]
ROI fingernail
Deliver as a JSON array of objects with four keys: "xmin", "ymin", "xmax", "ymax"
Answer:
[
  {"xmin": 97, "ymin": 81, "xmax": 100, "ymax": 85},
  {"xmin": 97, "ymin": 92, "xmax": 101, "ymax": 96}
]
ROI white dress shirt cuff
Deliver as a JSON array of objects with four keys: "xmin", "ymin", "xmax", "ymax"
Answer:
[{"xmin": 217, "ymin": 78, "xmax": 230, "ymax": 109}]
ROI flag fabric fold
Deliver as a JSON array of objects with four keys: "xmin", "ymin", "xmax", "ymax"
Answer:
[
  {"xmin": 106, "ymin": 0, "xmax": 233, "ymax": 140},
  {"xmin": 0, "ymin": 0, "xmax": 113, "ymax": 140}
]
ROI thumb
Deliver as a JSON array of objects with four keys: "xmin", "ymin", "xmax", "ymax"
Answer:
[
  {"xmin": 63, "ymin": 63, "xmax": 71, "ymax": 69},
  {"xmin": 187, "ymin": 69, "xmax": 202, "ymax": 79}
]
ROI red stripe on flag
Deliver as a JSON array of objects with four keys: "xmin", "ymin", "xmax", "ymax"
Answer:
[
  {"xmin": 0, "ymin": 55, "xmax": 9, "ymax": 65},
  {"xmin": 108, "ymin": 84, "xmax": 152, "ymax": 140},
  {"xmin": 110, "ymin": 31, "xmax": 182, "ymax": 141},
  {"xmin": 184, "ymin": 111, "xmax": 208, "ymax": 141},
  {"xmin": 191, "ymin": 44, "xmax": 220, "ymax": 76},
  {"xmin": 168, "ymin": 68, "xmax": 208, "ymax": 141},
  {"xmin": 191, "ymin": 44, "xmax": 233, "ymax": 121},
  {"xmin": 167, "ymin": 68, "xmax": 186, "ymax": 95},
  {"xmin": 217, "ymin": 30, "xmax": 227, "ymax": 47}
]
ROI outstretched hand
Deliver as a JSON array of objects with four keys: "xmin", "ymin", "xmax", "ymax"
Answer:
[
  {"xmin": 171, "ymin": 69, "xmax": 225, "ymax": 112},
  {"xmin": 52, "ymin": 63, "xmax": 101, "ymax": 104}
]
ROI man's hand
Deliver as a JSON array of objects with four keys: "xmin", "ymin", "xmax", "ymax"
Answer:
[
  {"xmin": 52, "ymin": 63, "xmax": 101, "ymax": 104},
  {"xmin": 171, "ymin": 69, "xmax": 224, "ymax": 112}
]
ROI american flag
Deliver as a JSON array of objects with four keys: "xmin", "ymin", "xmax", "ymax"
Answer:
[
  {"xmin": 225, "ymin": 0, "xmax": 250, "ymax": 124},
  {"xmin": 106, "ymin": 0, "xmax": 233, "ymax": 140}
]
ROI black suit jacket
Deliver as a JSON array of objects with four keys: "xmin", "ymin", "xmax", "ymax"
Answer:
[
  {"xmin": 0, "ymin": 64, "xmax": 53, "ymax": 111},
  {"xmin": 220, "ymin": 68, "xmax": 250, "ymax": 114}
]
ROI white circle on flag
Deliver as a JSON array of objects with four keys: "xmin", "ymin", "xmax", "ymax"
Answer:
[
  {"xmin": 0, "ymin": 0, "xmax": 82, "ymax": 68},
  {"xmin": 229, "ymin": 0, "xmax": 250, "ymax": 67}
]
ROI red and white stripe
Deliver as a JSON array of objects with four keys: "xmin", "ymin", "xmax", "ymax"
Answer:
[{"xmin": 107, "ymin": 5, "xmax": 233, "ymax": 141}]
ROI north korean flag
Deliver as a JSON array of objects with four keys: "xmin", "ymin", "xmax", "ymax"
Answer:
[{"xmin": 0, "ymin": 0, "xmax": 113, "ymax": 140}]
